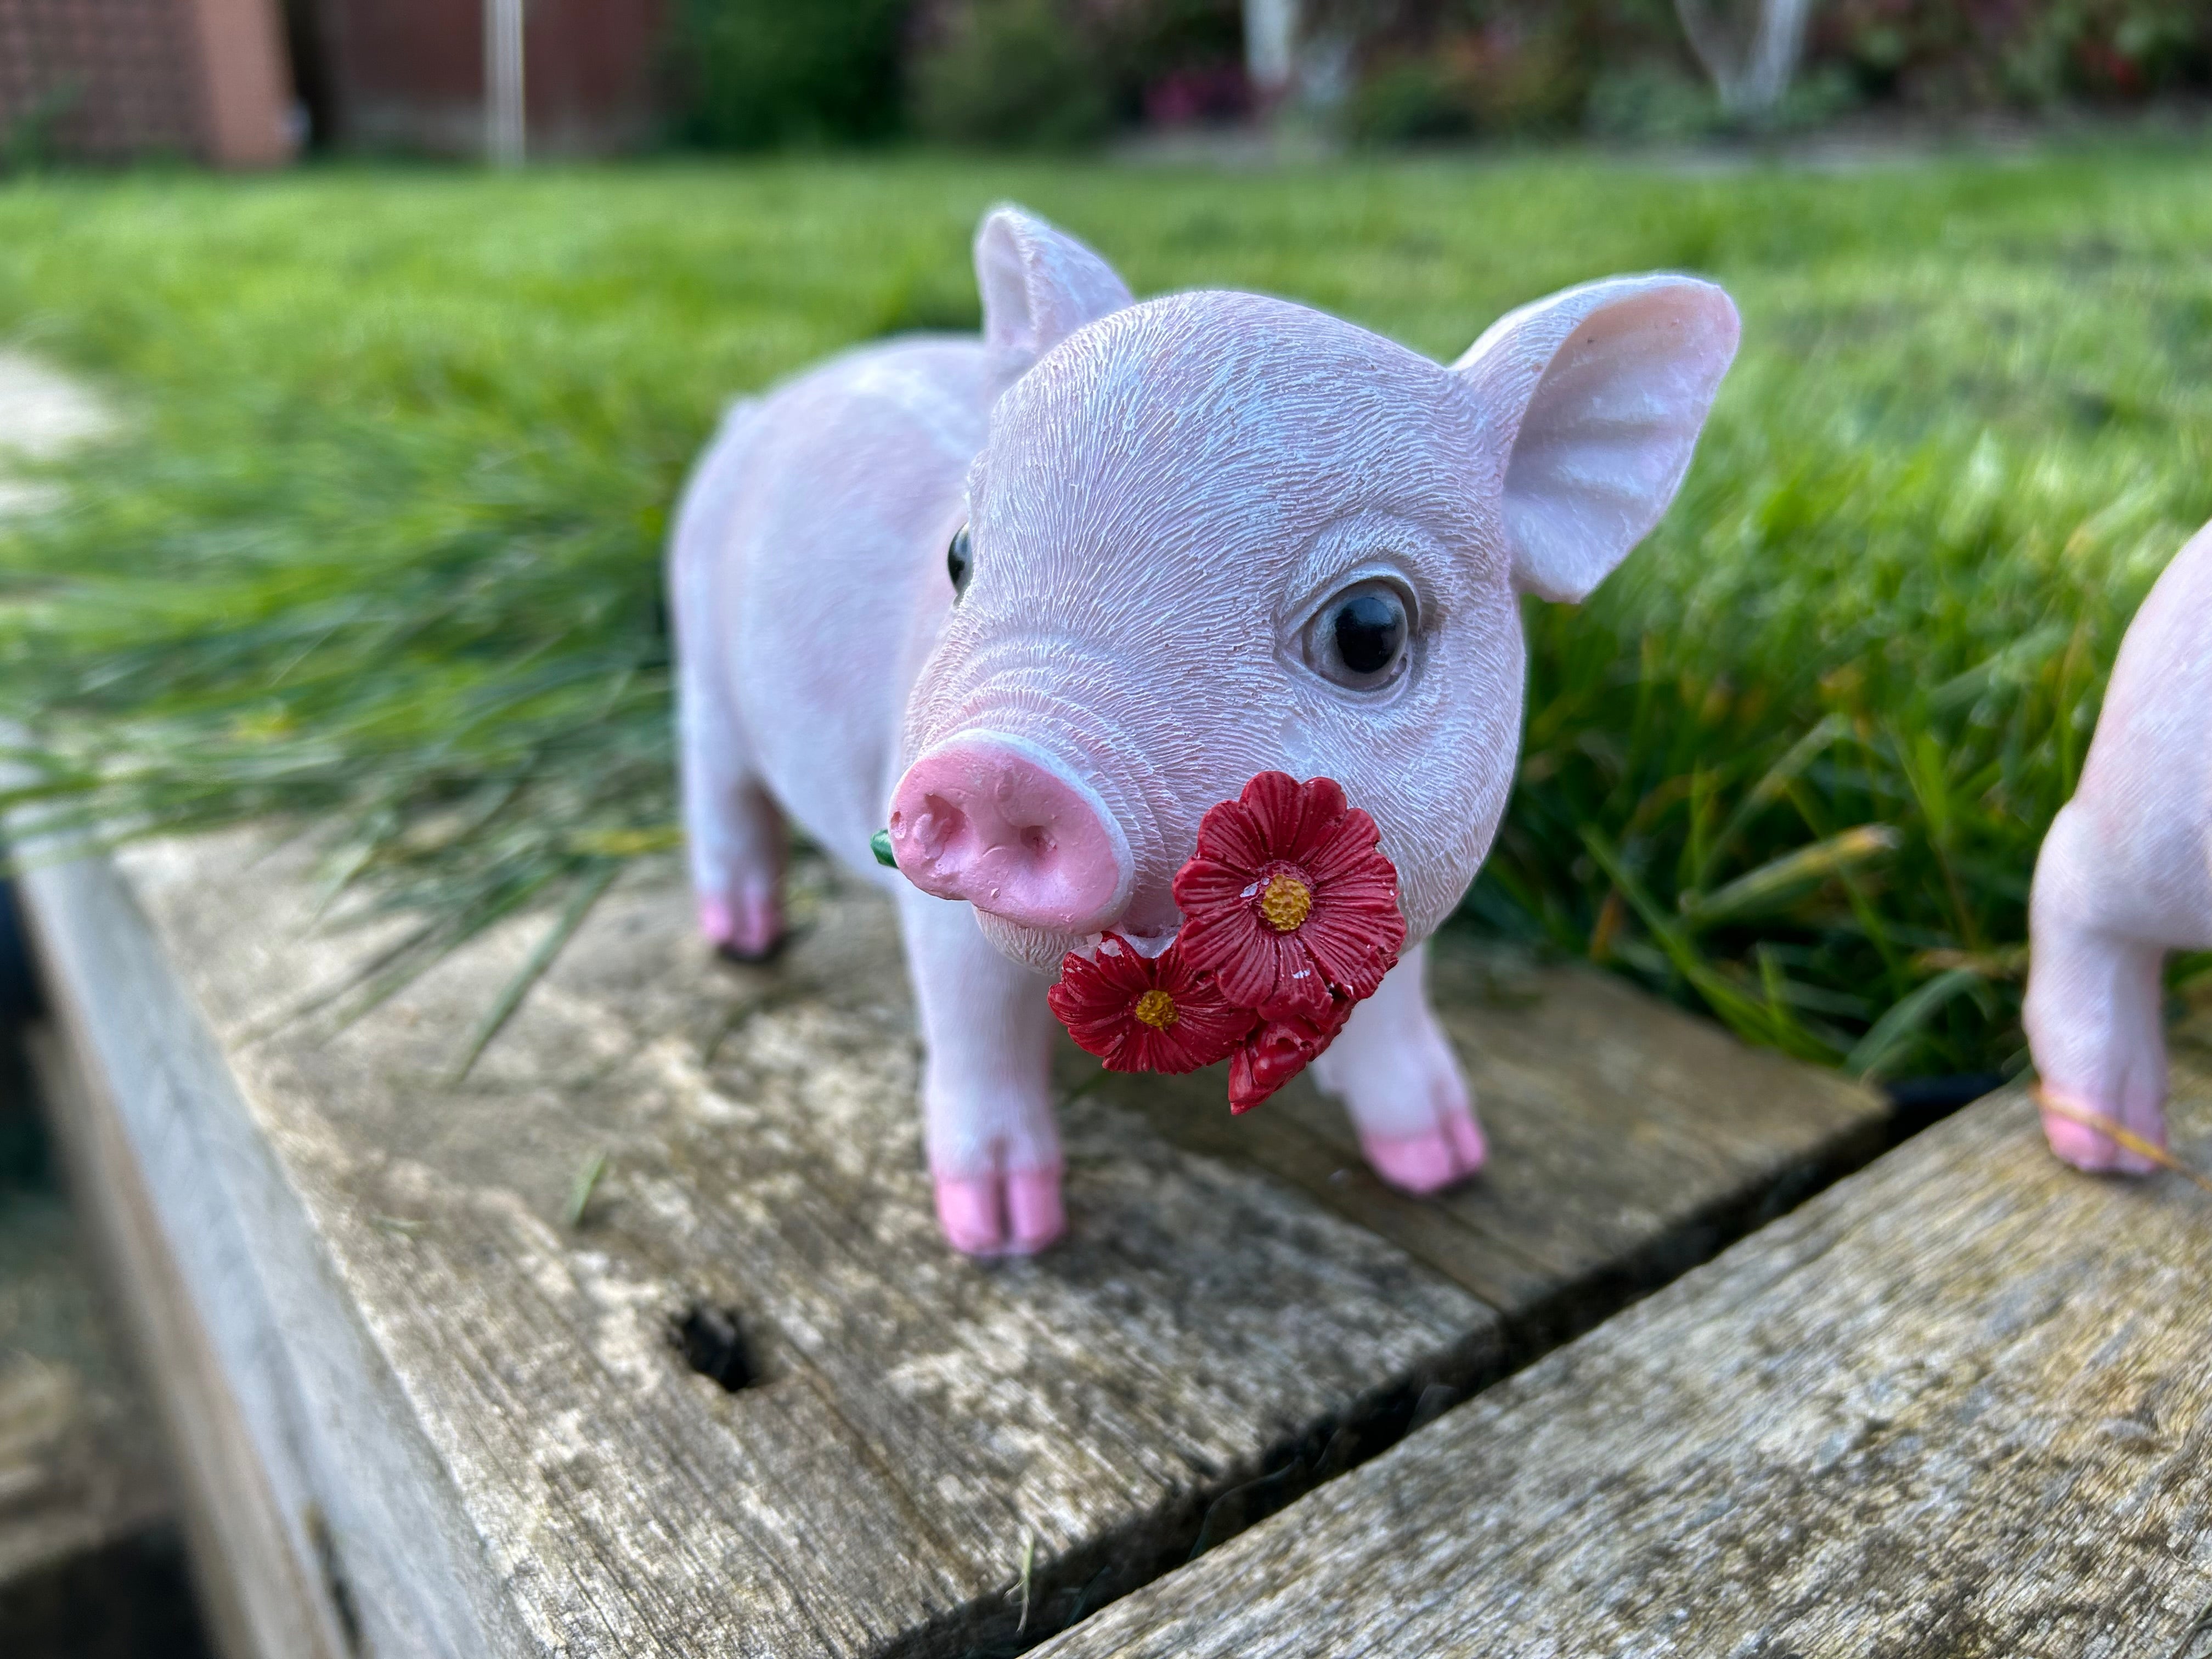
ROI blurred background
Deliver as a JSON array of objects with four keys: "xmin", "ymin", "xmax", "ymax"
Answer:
[
  {"xmin": 5, "ymin": 0, "xmax": 2212, "ymax": 164},
  {"xmin": 3, "ymin": 3, "xmax": 2211, "ymax": 1655}
]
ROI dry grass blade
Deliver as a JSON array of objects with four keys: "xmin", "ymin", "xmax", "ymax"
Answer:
[
  {"xmin": 565, "ymin": 1149, "xmax": 608, "ymax": 1228},
  {"xmin": 2032, "ymin": 1085, "xmax": 2212, "ymax": 1195},
  {"xmin": 449, "ymin": 860, "xmax": 619, "ymax": 1081},
  {"xmin": 1679, "ymin": 823, "xmax": 1903, "ymax": 928}
]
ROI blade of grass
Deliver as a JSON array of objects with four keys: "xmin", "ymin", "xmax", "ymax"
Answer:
[
  {"xmin": 1680, "ymin": 823, "xmax": 1902, "ymax": 929},
  {"xmin": 564, "ymin": 1149, "xmax": 608, "ymax": 1227},
  {"xmin": 1582, "ymin": 826, "xmax": 1836, "ymax": 1063},
  {"xmin": 1692, "ymin": 713, "xmax": 1850, "ymax": 890},
  {"xmin": 1842, "ymin": 967, "xmax": 1989, "ymax": 1081},
  {"xmin": 449, "ymin": 860, "xmax": 619, "ymax": 1081}
]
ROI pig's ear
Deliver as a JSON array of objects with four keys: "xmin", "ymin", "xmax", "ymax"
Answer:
[
  {"xmin": 975, "ymin": 205, "xmax": 1134, "ymax": 361},
  {"xmin": 1454, "ymin": 275, "xmax": 1739, "ymax": 603}
]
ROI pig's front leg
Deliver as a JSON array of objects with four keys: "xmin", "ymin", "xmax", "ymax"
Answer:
[
  {"xmin": 1310, "ymin": 942, "xmax": 1486, "ymax": 1193},
  {"xmin": 896, "ymin": 888, "xmax": 1066, "ymax": 1255},
  {"xmin": 2025, "ymin": 822, "xmax": 2171, "ymax": 1174}
]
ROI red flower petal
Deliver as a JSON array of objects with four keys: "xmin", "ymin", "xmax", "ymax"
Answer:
[
  {"xmin": 1047, "ymin": 933, "xmax": 1256, "ymax": 1074},
  {"xmin": 1172, "ymin": 772, "xmax": 1406, "ymax": 1018},
  {"xmin": 1174, "ymin": 901, "xmax": 1334, "ymax": 1020},
  {"xmin": 1228, "ymin": 996, "xmax": 1353, "ymax": 1114}
]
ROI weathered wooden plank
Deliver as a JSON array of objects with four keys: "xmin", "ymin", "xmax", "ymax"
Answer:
[
  {"xmin": 24, "ymin": 962, "xmax": 363, "ymax": 1659},
  {"xmin": 20, "ymin": 824, "xmax": 1892, "ymax": 1657},
  {"xmin": 0, "ymin": 1181, "xmax": 173, "ymax": 1589},
  {"xmin": 25, "ymin": 834, "xmax": 1487, "ymax": 1657},
  {"xmin": 1036, "ymin": 1054, "xmax": 2212, "ymax": 1658},
  {"xmin": 1114, "ymin": 938, "xmax": 1884, "ymax": 1348},
  {"xmin": 0, "ymin": 1045, "xmax": 209, "ymax": 1655}
]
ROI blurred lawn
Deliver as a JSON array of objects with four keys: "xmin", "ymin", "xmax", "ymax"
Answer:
[{"xmin": 2, "ymin": 150, "xmax": 2209, "ymax": 1077}]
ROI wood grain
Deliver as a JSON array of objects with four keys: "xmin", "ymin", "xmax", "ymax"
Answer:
[
  {"xmin": 1037, "ymin": 1059, "xmax": 2212, "ymax": 1658},
  {"xmin": 21, "ymin": 827, "xmax": 1891, "ymax": 1657},
  {"xmin": 1111, "ymin": 938, "xmax": 1885, "ymax": 1352}
]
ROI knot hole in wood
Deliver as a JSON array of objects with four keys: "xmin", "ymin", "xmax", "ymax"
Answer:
[{"xmin": 672, "ymin": 1303, "xmax": 760, "ymax": 1392}]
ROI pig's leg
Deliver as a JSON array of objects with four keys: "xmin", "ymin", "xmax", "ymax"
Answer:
[
  {"xmin": 675, "ymin": 660, "xmax": 786, "ymax": 958},
  {"xmin": 2024, "ymin": 913, "xmax": 2169, "ymax": 1176},
  {"xmin": 897, "ymin": 888, "xmax": 1065, "ymax": 1255},
  {"xmin": 670, "ymin": 475, "xmax": 784, "ymax": 958},
  {"xmin": 1310, "ymin": 943, "xmax": 1486, "ymax": 1194}
]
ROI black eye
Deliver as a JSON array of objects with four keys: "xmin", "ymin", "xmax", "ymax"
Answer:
[
  {"xmin": 1306, "ymin": 580, "xmax": 1411, "ymax": 690},
  {"xmin": 947, "ymin": 525, "xmax": 972, "ymax": 598},
  {"xmin": 1335, "ymin": 594, "xmax": 1404, "ymax": 675}
]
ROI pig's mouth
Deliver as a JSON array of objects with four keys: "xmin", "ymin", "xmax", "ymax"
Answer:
[
  {"xmin": 967, "ymin": 906, "xmax": 1118, "ymax": 978},
  {"xmin": 994, "ymin": 917, "xmax": 1180, "ymax": 985}
]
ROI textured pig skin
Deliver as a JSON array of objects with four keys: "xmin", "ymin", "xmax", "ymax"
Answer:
[
  {"xmin": 673, "ymin": 204, "xmax": 1739, "ymax": 1253},
  {"xmin": 2025, "ymin": 521, "xmax": 2212, "ymax": 1175}
]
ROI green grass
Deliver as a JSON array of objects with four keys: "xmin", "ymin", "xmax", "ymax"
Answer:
[{"xmin": 2, "ymin": 150, "xmax": 2209, "ymax": 1077}]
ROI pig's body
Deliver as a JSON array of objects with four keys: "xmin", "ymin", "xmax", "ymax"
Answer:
[
  {"xmin": 671, "ymin": 337, "xmax": 1007, "ymax": 900},
  {"xmin": 2025, "ymin": 521, "xmax": 2212, "ymax": 1173},
  {"xmin": 674, "ymin": 206, "xmax": 1739, "ymax": 1255}
]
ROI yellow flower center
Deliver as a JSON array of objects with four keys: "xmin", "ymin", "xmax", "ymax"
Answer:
[
  {"xmin": 1259, "ymin": 873, "xmax": 1313, "ymax": 933},
  {"xmin": 1133, "ymin": 988, "xmax": 1178, "ymax": 1029}
]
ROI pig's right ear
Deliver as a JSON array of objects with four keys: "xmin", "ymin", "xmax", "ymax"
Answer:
[
  {"xmin": 975, "ymin": 205, "xmax": 1133, "ymax": 363},
  {"xmin": 1455, "ymin": 274, "xmax": 1739, "ymax": 603}
]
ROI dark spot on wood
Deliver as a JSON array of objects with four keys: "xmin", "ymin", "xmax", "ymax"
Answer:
[
  {"xmin": 303, "ymin": 1503, "xmax": 363, "ymax": 1656},
  {"xmin": 673, "ymin": 1304, "xmax": 757, "ymax": 1392}
]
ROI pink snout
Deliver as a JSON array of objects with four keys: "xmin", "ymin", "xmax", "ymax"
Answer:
[{"xmin": 888, "ymin": 736, "xmax": 1131, "ymax": 932}]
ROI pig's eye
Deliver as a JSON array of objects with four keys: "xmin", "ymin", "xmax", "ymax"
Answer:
[
  {"xmin": 947, "ymin": 525, "xmax": 973, "ymax": 599},
  {"xmin": 1306, "ymin": 580, "xmax": 1411, "ymax": 691}
]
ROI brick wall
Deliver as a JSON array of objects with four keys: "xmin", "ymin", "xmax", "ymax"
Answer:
[
  {"xmin": 313, "ymin": 0, "xmax": 668, "ymax": 157},
  {"xmin": 0, "ymin": 0, "xmax": 292, "ymax": 164}
]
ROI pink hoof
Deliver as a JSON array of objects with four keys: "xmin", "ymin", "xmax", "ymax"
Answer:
[
  {"xmin": 934, "ymin": 1167, "xmax": 1066, "ymax": 1256},
  {"xmin": 935, "ymin": 1176, "xmax": 1007, "ymax": 1255},
  {"xmin": 699, "ymin": 881, "xmax": 783, "ymax": 962},
  {"xmin": 1362, "ymin": 1112, "xmax": 1486, "ymax": 1196},
  {"xmin": 1006, "ymin": 1169, "xmax": 1066, "ymax": 1252},
  {"xmin": 2040, "ymin": 1098, "xmax": 2162, "ymax": 1177}
]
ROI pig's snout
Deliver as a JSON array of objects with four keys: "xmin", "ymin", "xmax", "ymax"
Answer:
[{"xmin": 888, "ymin": 736, "xmax": 1132, "ymax": 933}]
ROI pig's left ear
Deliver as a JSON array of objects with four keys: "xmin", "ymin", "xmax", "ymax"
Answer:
[
  {"xmin": 975, "ymin": 204, "xmax": 1135, "ymax": 362},
  {"xmin": 1455, "ymin": 274, "xmax": 1740, "ymax": 603}
]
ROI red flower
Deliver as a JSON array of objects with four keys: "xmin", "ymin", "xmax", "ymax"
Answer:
[
  {"xmin": 1172, "ymin": 773, "xmax": 1406, "ymax": 1022},
  {"xmin": 1048, "ymin": 933, "xmax": 1257, "ymax": 1074},
  {"xmin": 1228, "ymin": 995, "xmax": 1352, "ymax": 1115}
]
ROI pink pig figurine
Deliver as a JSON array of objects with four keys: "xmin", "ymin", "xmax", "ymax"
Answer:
[
  {"xmin": 2025, "ymin": 520, "xmax": 2212, "ymax": 1176},
  {"xmin": 670, "ymin": 205, "xmax": 1740, "ymax": 1255}
]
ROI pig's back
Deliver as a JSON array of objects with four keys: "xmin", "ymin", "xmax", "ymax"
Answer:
[
  {"xmin": 2057, "ymin": 521, "xmax": 2212, "ymax": 942},
  {"xmin": 690, "ymin": 335, "xmax": 1003, "ymax": 872}
]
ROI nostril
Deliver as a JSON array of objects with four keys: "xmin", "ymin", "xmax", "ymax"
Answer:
[{"xmin": 919, "ymin": 795, "xmax": 964, "ymax": 856}]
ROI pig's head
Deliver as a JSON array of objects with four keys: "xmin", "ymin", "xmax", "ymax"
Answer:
[{"xmin": 889, "ymin": 206, "xmax": 1740, "ymax": 976}]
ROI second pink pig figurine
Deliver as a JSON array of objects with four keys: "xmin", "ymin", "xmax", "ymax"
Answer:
[
  {"xmin": 2025, "ymin": 520, "xmax": 2212, "ymax": 1179},
  {"xmin": 671, "ymin": 205, "xmax": 1740, "ymax": 1255}
]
